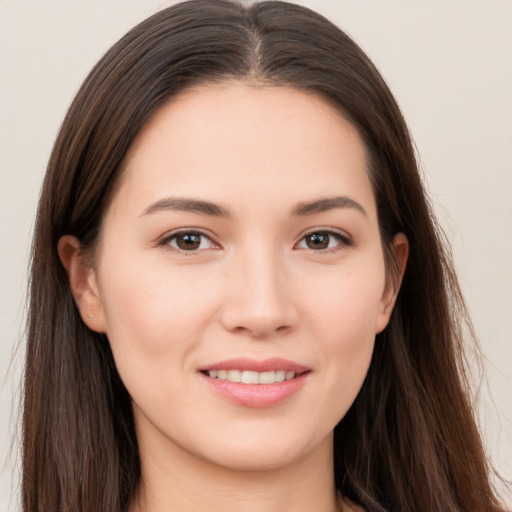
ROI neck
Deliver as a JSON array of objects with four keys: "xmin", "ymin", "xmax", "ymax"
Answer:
[{"xmin": 129, "ymin": 427, "xmax": 341, "ymax": 512}]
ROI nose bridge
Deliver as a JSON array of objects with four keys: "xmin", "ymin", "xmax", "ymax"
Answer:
[{"xmin": 222, "ymin": 241, "xmax": 298, "ymax": 337}]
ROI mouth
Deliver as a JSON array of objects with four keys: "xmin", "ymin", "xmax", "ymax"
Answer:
[
  {"xmin": 198, "ymin": 358, "xmax": 311, "ymax": 407},
  {"xmin": 201, "ymin": 369, "xmax": 308, "ymax": 384}
]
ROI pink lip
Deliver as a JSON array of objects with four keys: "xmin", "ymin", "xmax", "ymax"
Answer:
[
  {"xmin": 198, "ymin": 358, "xmax": 311, "ymax": 408},
  {"xmin": 199, "ymin": 357, "xmax": 309, "ymax": 373}
]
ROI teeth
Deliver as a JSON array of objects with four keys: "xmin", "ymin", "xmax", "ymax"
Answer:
[
  {"xmin": 227, "ymin": 370, "xmax": 241, "ymax": 383},
  {"xmin": 207, "ymin": 369, "xmax": 298, "ymax": 384},
  {"xmin": 259, "ymin": 371, "xmax": 276, "ymax": 384},
  {"xmin": 241, "ymin": 370, "xmax": 259, "ymax": 384}
]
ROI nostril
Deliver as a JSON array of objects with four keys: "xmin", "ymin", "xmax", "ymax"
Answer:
[{"xmin": 219, "ymin": 289, "xmax": 300, "ymax": 337}]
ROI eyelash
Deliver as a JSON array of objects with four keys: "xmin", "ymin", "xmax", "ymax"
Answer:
[
  {"xmin": 296, "ymin": 229, "xmax": 354, "ymax": 254},
  {"xmin": 157, "ymin": 228, "xmax": 353, "ymax": 255},
  {"xmin": 157, "ymin": 229, "xmax": 220, "ymax": 255}
]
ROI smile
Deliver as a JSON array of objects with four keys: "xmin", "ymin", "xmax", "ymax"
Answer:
[
  {"xmin": 204, "ymin": 369, "xmax": 297, "ymax": 384},
  {"xmin": 198, "ymin": 358, "xmax": 311, "ymax": 407}
]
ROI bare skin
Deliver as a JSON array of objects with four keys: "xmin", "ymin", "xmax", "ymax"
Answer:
[{"xmin": 59, "ymin": 82, "xmax": 407, "ymax": 512}]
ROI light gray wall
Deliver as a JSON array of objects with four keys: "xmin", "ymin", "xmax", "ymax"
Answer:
[{"xmin": 1, "ymin": 1, "xmax": 511, "ymax": 509}]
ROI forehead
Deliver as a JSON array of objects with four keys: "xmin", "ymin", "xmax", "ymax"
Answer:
[{"xmin": 112, "ymin": 82, "xmax": 376, "ymax": 221}]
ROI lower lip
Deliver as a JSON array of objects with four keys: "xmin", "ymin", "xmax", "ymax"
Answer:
[{"xmin": 199, "ymin": 372, "xmax": 310, "ymax": 408}]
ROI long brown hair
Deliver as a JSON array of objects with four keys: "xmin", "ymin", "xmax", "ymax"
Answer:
[{"xmin": 24, "ymin": 1, "xmax": 505, "ymax": 511}]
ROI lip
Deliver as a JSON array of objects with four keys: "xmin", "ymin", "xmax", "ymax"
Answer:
[
  {"xmin": 198, "ymin": 358, "xmax": 311, "ymax": 408},
  {"xmin": 199, "ymin": 357, "xmax": 310, "ymax": 373}
]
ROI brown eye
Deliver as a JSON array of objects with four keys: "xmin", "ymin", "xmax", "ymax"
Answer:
[
  {"xmin": 305, "ymin": 232, "xmax": 330, "ymax": 250},
  {"xmin": 297, "ymin": 230, "xmax": 352, "ymax": 252},
  {"xmin": 176, "ymin": 233, "xmax": 201, "ymax": 250},
  {"xmin": 165, "ymin": 231, "xmax": 215, "ymax": 252}
]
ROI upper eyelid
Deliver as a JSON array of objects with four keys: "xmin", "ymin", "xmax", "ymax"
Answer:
[
  {"xmin": 158, "ymin": 228, "xmax": 221, "ymax": 247},
  {"xmin": 298, "ymin": 227, "xmax": 352, "ymax": 241},
  {"xmin": 157, "ymin": 226, "xmax": 353, "ymax": 248},
  {"xmin": 294, "ymin": 228, "xmax": 355, "ymax": 253}
]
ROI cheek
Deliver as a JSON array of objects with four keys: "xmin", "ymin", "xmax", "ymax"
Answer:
[
  {"xmin": 299, "ymin": 260, "xmax": 385, "ymax": 410},
  {"xmin": 317, "ymin": 281, "xmax": 379, "ymax": 377},
  {"xmin": 303, "ymin": 259, "xmax": 386, "ymax": 344},
  {"xmin": 95, "ymin": 258, "xmax": 225, "ymax": 421},
  {"xmin": 95, "ymin": 252, "xmax": 220, "ymax": 368}
]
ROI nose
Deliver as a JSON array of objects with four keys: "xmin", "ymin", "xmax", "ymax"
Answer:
[{"xmin": 220, "ymin": 247, "xmax": 300, "ymax": 338}]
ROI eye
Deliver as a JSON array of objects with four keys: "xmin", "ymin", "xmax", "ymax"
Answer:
[
  {"xmin": 160, "ymin": 230, "xmax": 218, "ymax": 252},
  {"xmin": 296, "ymin": 230, "xmax": 352, "ymax": 252}
]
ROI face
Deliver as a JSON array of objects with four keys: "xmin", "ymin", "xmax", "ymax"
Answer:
[{"xmin": 64, "ymin": 83, "xmax": 405, "ymax": 473}]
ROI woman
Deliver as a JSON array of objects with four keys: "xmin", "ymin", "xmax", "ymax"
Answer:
[{"xmin": 23, "ymin": 1, "xmax": 506, "ymax": 511}]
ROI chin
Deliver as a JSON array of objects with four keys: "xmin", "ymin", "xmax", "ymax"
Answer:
[
  {"xmin": 203, "ymin": 447, "xmax": 305, "ymax": 473},
  {"xmin": 193, "ymin": 429, "xmax": 332, "ymax": 474}
]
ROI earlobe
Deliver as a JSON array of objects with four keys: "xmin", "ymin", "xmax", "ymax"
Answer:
[
  {"xmin": 57, "ymin": 235, "xmax": 107, "ymax": 333},
  {"xmin": 375, "ymin": 232, "xmax": 409, "ymax": 333}
]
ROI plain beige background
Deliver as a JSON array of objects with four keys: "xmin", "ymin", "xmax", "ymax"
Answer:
[{"xmin": 1, "ymin": 1, "xmax": 511, "ymax": 510}]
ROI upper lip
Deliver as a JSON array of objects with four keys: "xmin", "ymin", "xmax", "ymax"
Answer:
[{"xmin": 199, "ymin": 357, "xmax": 310, "ymax": 373}]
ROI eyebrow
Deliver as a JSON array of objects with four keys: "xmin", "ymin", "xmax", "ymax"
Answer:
[
  {"xmin": 141, "ymin": 197, "xmax": 231, "ymax": 217},
  {"xmin": 291, "ymin": 196, "xmax": 367, "ymax": 217},
  {"xmin": 141, "ymin": 195, "xmax": 366, "ymax": 218}
]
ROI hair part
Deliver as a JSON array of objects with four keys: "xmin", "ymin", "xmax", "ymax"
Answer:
[{"xmin": 24, "ymin": 1, "xmax": 505, "ymax": 511}]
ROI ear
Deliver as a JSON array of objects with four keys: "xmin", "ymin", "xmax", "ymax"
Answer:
[
  {"xmin": 57, "ymin": 235, "xmax": 107, "ymax": 333},
  {"xmin": 375, "ymin": 232, "xmax": 409, "ymax": 334}
]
